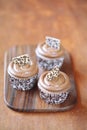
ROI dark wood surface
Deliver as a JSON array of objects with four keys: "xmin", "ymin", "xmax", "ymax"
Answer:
[
  {"xmin": 0, "ymin": 0, "xmax": 87, "ymax": 130},
  {"xmin": 4, "ymin": 46, "xmax": 77, "ymax": 112}
]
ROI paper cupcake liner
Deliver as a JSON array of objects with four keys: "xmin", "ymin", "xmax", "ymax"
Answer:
[
  {"xmin": 37, "ymin": 56, "xmax": 64, "ymax": 70},
  {"xmin": 39, "ymin": 90, "xmax": 69, "ymax": 104},
  {"xmin": 9, "ymin": 74, "xmax": 38, "ymax": 91}
]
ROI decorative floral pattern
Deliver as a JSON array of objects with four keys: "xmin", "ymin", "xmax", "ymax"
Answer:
[
  {"xmin": 46, "ymin": 66, "xmax": 60, "ymax": 81},
  {"xmin": 12, "ymin": 54, "xmax": 32, "ymax": 66},
  {"xmin": 9, "ymin": 74, "xmax": 38, "ymax": 91},
  {"xmin": 40, "ymin": 90, "xmax": 69, "ymax": 104},
  {"xmin": 37, "ymin": 57, "xmax": 64, "ymax": 70},
  {"xmin": 46, "ymin": 36, "xmax": 60, "ymax": 50}
]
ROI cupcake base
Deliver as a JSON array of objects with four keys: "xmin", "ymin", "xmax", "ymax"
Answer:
[
  {"xmin": 40, "ymin": 90, "xmax": 69, "ymax": 104},
  {"xmin": 9, "ymin": 74, "xmax": 38, "ymax": 91},
  {"xmin": 37, "ymin": 56, "xmax": 64, "ymax": 70}
]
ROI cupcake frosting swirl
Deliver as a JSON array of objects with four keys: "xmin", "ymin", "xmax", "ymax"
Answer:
[
  {"xmin": 39, "ymin": 71, "xmax": 70, "ymax": 93},
  {"xmin": 36, "ymin": 42, "xmax": 64, "ymax": 59},
  {"xmin": 8, "ymin": 55, "xmax": 38, "ymax": 78}
]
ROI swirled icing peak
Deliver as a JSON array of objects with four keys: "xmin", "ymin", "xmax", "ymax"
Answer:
[
  {"xmin": 46, "ymin": 36, "xmax": 60, "ymax": 50},
  {"xmin": 8, "ymin": 54, "xmax": 38, "ymax": 78},
  {"xmin": 38, "ymin": 70, "xmax": 70, "ymax": 92}
]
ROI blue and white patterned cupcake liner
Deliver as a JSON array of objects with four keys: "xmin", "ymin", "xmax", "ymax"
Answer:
[
  {"xmin": 39, "ymin": 89, "xmax": 69, "ymax": 104},
  {"xmin": 37, "ymin": 56, "xmax": 64, "ymax": 70},
  {"xmin": 9, "ymin": 74, "xmax": 38, "ymax": 91}
]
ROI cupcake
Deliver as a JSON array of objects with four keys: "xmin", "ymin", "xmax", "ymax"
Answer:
[
  {"xmin": 38, "ymin": 66, "xmax": 71, "ymax": 104},
  {"xmin": 35, "ymin": 36, "xmax": 65, "ymax": 70},
  {"xmin": 8, "ymin": 54, "xmax": 38, "ymax": 91}
]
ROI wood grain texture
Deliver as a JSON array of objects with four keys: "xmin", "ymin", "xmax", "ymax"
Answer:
[
  {"xmin": 4, "ymin": 46, "xmax": 77, "ymax": 112},
  {"xmin": 0, "ymin": 0, "xmax": 87, "ymax": 130}
]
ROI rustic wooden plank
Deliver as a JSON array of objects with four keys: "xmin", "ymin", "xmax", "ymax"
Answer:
[{"xmin": 4, "ymin": 45, "xmax": 77, "ymax": 112}]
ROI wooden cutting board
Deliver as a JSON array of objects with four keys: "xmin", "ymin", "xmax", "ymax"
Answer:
[{"xmin": 4, "ymin": 45, "xmax": 77, "ymax": 112}]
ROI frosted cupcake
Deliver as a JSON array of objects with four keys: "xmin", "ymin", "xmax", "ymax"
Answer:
[
  {"xmin": 35, "ymin": 36, "xmax": 65, "ymax": 70},
  {"xmin": 38, "ymin": 66, "xmax": 71, "ymax": 104},
  {"xmin": 8, "ymin": 54, "xmax": 38, "ymax": 91}
]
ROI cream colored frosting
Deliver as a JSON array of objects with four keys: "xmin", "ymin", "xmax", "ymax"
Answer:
[
  {"xmin": 38, "ymin": 71, "xmax": 71, "ymax": 93},
  {"xmin": 36, "ymin": 42, "xmax": 65, "ymax": 59},
  {"xmin": 8, "ymin": 60, "xmax": 38, "ymax": 79}
]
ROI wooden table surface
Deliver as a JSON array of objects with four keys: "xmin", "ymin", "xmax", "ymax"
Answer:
[{"xmin": 0, "ymin": 0, "xmax": 87, "ymax": 130}]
